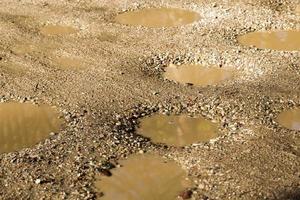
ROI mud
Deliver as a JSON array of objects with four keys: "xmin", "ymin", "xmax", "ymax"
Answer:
[{"xmin": 0, "ymin": 0, "xmax": 299, "ymax": 199}]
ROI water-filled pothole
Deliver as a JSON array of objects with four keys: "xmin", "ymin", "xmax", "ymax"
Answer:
[
  {"xmin": 296, "ymin": 5, "xmax": 300, "ymax": 14},
  {"xmin": 0, "ymin": 103, "xmax": 62, "ymax": 154},
  {"xmin": 40, "ymin": 25, "xmax": 77, "ymax": 36},
  {"xmin": 11, "ymin": 43, "xmax": 56, "ymax": 55},
  {"xmin": 238, "ymin": 30, "xmax": 300, "ymax": 51},
  {"xmin": 0, "ymin": 62, "xmax": 25, "ymax": 76},
  {"xmin": 55, "ymin": 57, "xmax": 84, "ymax": 70},
  {"xmin": 137, "ymin": 114, "xmax": 219, "ymax": 147},
  {"xmin": 277, "ymin": 108, "xmax": 300, "ymax": 131},
  {"xmin": 11, "ymin": 44, "xmax": 37, "ymax": 55},
  {"xmin": 164, "ymin": 64, "xmax": 235, "ymax": 87},
  {"xmin": 95, "ymin": 154, "xmax": 191, "ymax": 200},
  {"xmin": 115, "ymin": 8, "xmax": 200, "ymax": 28}
]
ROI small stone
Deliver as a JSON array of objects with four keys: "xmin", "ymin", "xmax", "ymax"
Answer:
[
  {"xmin": 102, "ymin": 162, "xmax": 116, "ymax": 170},
  {"xmin": 49, "ymin": 132, "xmax": 56, "ymax": 136},
  {"xmin": 179, "ymin": 189, "xmax": 193, "ymax": 199},
  {"xmin": 35, "ymin": 179, "xmax": 41, "ymax": 184},
  {"xmin": 138, "ymin": 150, "xmax": 144, "ymax": 154},
  {"xmin": 116, "ymin": 122, "xmax": 121, "ymax": 126},
  {"xmin": 100, "ymin": 169, "xmax": 112, "ymax": 177}
]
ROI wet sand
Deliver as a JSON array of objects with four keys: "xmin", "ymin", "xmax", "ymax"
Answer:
[{"xmin": 0, "ymin": 0, "xmax": 299, "ymax": 199}]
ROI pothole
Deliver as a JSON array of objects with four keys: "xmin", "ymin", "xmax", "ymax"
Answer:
[
  {"xmin": 276, "ymin": 108, "xmax": 300, "ymax": 131},
  {"xmin": 164, "ymin": 64, "xmax": 235, "ymax": 87},
  {"xmin": 95, "ymin": 154, "xmax": 191, "ymax": 200},
  {"xmin": 0, "ymin": 102, "xmax": 62, "ymax": 154},
  {"xmin": 296, "ymin": 5, "xmax": 300, "ymax": 14},
  {"xmin": 10, "ymin": 42, "xmax": 56, "ymax": 55},
  {"xmin": 40, "ymin": 25, "xmax": 77, "ymax": 36},
  {"xmin": 0, "ymin": 62, "xmax": 25, "ymax": 76},
  {"xmin": 238, "ymin": 30, "xmax": 300, "ymax": 51},
  {"xmin": 54, "ymin": 57, "xmax": 84, "ymax": 70},
  {"xmin": 11, "ymin": 44, "xmax": 37, "ymax": 55},
  {"xmin": 115, "ymin": 8, "xmax": 200, "ymax": 28},
  {"xmin": 137, "ymin": 114, "xmax": 219, "ymax": 147}
]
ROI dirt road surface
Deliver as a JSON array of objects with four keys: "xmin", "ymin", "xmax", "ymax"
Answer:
[{"xmin": 0, "ymin": 0, "xmax": 299, "ymax": 199}]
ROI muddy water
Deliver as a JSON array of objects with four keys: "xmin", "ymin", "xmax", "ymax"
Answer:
[
  {"xmin": 0, "ymin": 103, "xmax": 62, "ymax": 154},
  {"xmin": 277, "ymin": 109, "xmax": 300, "ymax": 130},
  {"xmin": 238, "ymin": 30, "xmax": 300, "ymax": 51},
  {"xmin": 137, "ymin": 114, "xmax": 218, "ymax": 146},
  {"xmin": 164, "ymin": 64, "xmax": 234, "ymax": 86},
  {"xmin": 40, "ymin": 25, "xmax": 77, "ymax": 36},
  {"xmin": 11, "ymin": 42, "xmax": 57, "ymax": 55},
  {"xmin": 95, "ymin": 154, "xmax": 190, "ymax": 200},
  {"xmin": 11, "ymin": 44, "xmax": 37, "ymax": 55},
  {"xmin": 55, "ymin": 57, "xmax": 84, "ymax": 70},
  {"xmin": 0, "ymin": 62, "xmax": 25, "ymax": 76},
  {"xmin": 115, "ymin": 8, "xmax": 200, "ymax": 28},
  {"xmin": 296, "ymin": 5, "xmax": 300, "ymax": 14}
]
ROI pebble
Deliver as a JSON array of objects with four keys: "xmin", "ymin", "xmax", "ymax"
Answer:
[
  {"xmin": 35, "ymin": 179, "xmax": 41, "ymax": 184},
  {"xmin": 179, "ymin": 189, "xmax": 193, "ymax": 199}
]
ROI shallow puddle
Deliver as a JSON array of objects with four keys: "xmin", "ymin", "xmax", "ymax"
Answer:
[
  {"xmin": 11, "ymin": 44, "xmax": 37, "ymax": 55},
  {"xmin": 115, "ymin": 8, "xmax": 200, "ymax": 28},
  {"xmin": 0, "ymin": 62, "xmax": 25, "ymax": 76},
  {"xmin": 296, "ymin": 5, "xmax": 300, "ymax": 14},
  {"xmin": 276, "ymin": 109, "xmax": 300, "ymax": 131},
  {"xmin": 0, "ymin": 103, "xmax": 62, "ymax": 154},
  {"xmin": 95, "ymin": 154, "xmax": 190, "ymax": 200},
  {"xmin": 137, "ymin": 114, "xmax": 218, "ymax": 146},
  {"xmin": 40, "ymin": 25, "xmax": 77, "ymax": 36},
  {"xmin": 164, "ymin": 64, "xmax": 234, "ymax": 87},
  {"xmin": 55, "ymin": 57, "xmax": 84, "ymax": 70},
  {"xmin": 11, "ymin": 42, "xmax": 57, "ymax": 55},
  {"xmin": 238, "ymin": 30, "xmax": 300, "ymax": 51}
]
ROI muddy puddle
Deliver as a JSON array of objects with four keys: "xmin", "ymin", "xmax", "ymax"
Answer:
[
  {"xmin": 40, "ymin": 25, "xmax": 77, "ymax": 36},
  {"xmin": 11, "ymin": 43, "xmax": 37, "ymax": 55},
  {"xmin": 137, "ymin": 114, "xmax": 218, "ymax": 146},
  {"xmin": 95, "ymin": 154, "xmax": 191, "ymax": 200},
  {"xmin": 164, "ymin": 64, "xmax": 234, "ymax": 87},
  {"xmin": 54, "ymin": 57, "xmax": 84, "ymax": 70},
  {"xmin": 0, "ymin": 62, "xmax": 25, "ymax": 76},
  {"xmin": 115, "ymin": 8, "xmax": 200, "ymax": 28},
  {"xmin": 11, "ymin": 42, "xmax": 57, "ymax": 55},
  {"xmin": 238, "ymin": 30, "xmax": 300, "ymax": 51},
  {"xmin": 296, "ymin": 5, "xmax": 300, "ymax": 14},
  {"xmin": 0, "ymin": 103, "xmax": 62, "ymax": 154},
  {"xmin": 277, "ymin": 108, "xmax": 300, "ymax": 131}
]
